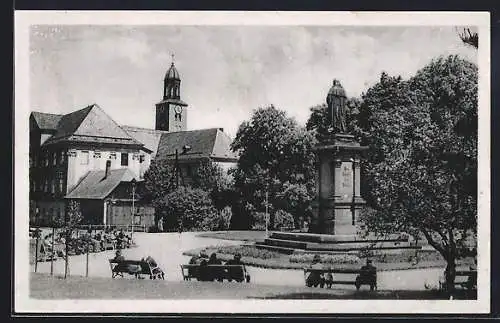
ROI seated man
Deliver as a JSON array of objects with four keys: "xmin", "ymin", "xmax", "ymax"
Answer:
[
  {"xmin": 355, "ymin": 259, "xmax": 377, "ymax": 291},
  {"xmin": 467, "ymin": 258, "xmax": 477, "ymax": 290},
  {"xmin": 142, "ymin": 255, "xmax": 164, "ymax": 280},
  {"xmin": 113, "ymin": 249, "xmax": 125, "ymax": 262},
  {"xmin": 207, "ymin": 253, "xmax": 224, "ymax": 282},
  {"xmin": 225, "ymin": 253, "xmax": 246, "ymax": 282},
  {"xmin": 189, "ymin": 251, "xmax": 207, "ymax": 278},
  {"xmin": 305, "ymin": 255, "xmax": 325, "ymax": 288}
]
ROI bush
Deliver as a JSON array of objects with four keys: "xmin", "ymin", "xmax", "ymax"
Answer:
[
  {"xmin": 289, "ymin": 253, "xmax": 361, "ymax": 265},
  {"xmin": 156, "ymin": 187, "xmax": 218, "ymax": 231},
  {"xmin": 273, "ymin": 210, "xmax": 295, "ymax": 230},
  {"xmin": 201, "ymin": 206, "xmax": 232, "ymax": 231}
]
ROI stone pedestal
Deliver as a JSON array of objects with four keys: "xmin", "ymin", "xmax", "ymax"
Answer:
[{"xmin": 311, "ymin": 134, "xmax": 367, "ymax": 235}]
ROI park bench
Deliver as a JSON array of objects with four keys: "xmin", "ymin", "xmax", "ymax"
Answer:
[
  {"xmin": 109, "ymin": 259, "xmax": 165, "ymax": 280},
  {"xmin": 303, "ymin": 267, "xmax": 377, "ymax": 291},
  {"xmin": 180, "ymin": 264, "xmax": 251, "ymax": 283},
  {"xmin": 439, "ymin": 270, "xmax": 477, "ymax": 291}
]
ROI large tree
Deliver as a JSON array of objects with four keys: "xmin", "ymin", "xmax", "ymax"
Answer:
[
  {"xmin": 155, "ymin": 187, "xmax": 218, "ymax": 231},
  {"xmin": 231, "ymin": 105, "xmax": 317, "ymax": 229},
  {"xmin": 358, "ymin": 55, "xmax": 477, "ymax": 292}
]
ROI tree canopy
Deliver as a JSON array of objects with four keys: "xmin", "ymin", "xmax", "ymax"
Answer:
[
  {"xmin": 356, "ymin": 55, "xmax": 477, "ymax": 291},
  {"xmin": 231, "ymin": 105, "xmax": 317, "ymax": 229}
]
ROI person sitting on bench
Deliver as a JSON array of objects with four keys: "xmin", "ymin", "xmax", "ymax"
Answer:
[
  {"xmin": 113, "ymin": 249, "xmax": 125, "ymax": 262},
  {"xmin": 189, "ymin": 251, "xmax": 208, "ymax": 278},
  {"xmin": 355, "ymin": 259, "xmax": 377, "ymax": 290},
  {"xmin": 142, "ymin": 255, "xmax": 164, "ymax": 280},
  {"xmin": 306, "ymin": 255, "xmax": 325, "ymax": 288},
  {"xmin": 207, "ymin": 252, "xmax": 224, "ymax": 282},
  {"xmin": 467, "ymin": 258, "xmax": 477, "ymax": 290},
  {"xmin": 225, "ymin": 253, "xmax": 245, "ymax": 282}
]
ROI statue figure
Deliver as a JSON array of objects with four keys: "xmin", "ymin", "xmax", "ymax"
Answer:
[{"xmin": 326, "ymin": 79, "xmax": 348, "ymax": 134}]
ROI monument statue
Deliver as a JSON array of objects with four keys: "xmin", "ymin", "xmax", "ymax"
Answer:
[
  {"xmin": 326, "ymin": 79, "xmax": 348, "ymax": 134},
  {"xmin": 310, "ymin": 79, "xmax": 367, "ymax": 235}
]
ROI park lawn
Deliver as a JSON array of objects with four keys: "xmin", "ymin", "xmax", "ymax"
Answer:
[
  {"xmin": 30, "ymin": 273, "xmax": 475, "ymax": 300},
  {"xmin": 195, "ymin": 230, "xmax": 268, "ymax": 242}
]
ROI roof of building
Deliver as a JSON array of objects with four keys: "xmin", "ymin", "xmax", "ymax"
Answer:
[
  {"xmin": 65, "ymin": 168, "xmax": 138, "ymax": 200},
  {"xmin": 121, "ymin": 125, "xmax": 165, "ymax": 157},
  {"xmin": 39, "ymin": 104, "xmax": 147, "ymax": 150},
  {"xmin": 122, "ymin": 126, "xmax": 238, "ymax": 162},
  {"xmin": 165, "ymin": 62, "xmax": 180, "ymax": 80},
  {"xmin": 31, "ymin": 112, "xmax": 63, "ymax": 131}
]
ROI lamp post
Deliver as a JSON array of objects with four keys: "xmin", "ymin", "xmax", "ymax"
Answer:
[
  {"xmin": 131, "ymin": 178, "xmax": 136, "ymax": 240},
  {"xmin": 350, "ymin": 158, "xmax": 356, "ymax": 226}
]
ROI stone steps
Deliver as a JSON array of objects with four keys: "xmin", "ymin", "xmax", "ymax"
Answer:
[{"xmin": 269, "ymin": 231, "xmax": 408, "ymax": 244}]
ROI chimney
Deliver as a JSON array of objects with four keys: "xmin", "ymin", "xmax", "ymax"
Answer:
[{"xmin": 104, "ymin": 160, "xmax": 111, "ymax": 180}]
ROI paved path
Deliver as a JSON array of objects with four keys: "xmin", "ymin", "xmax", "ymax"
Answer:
[{"xmin": 32, "ymin": 232, "xmax": 444, "ymax": 290}]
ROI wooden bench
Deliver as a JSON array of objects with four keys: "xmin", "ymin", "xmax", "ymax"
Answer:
[
  {"xmin": 439, "ymin": 270, "xmax": 477, "ymax": 291},
  {"xmin": 109, "ymin": 259, "xmax": 165, "ymax": 280},
  {"xmin": 303, "ymin": 267, "xmax": 377, "ymax": 291},
  {"xmin": 180, "ymin": 264, "xmax": 251, "ymax": 283}
]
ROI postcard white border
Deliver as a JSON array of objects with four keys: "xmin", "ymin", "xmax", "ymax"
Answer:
[{"xmin": 14, "ymin": 10, "xmax": 491, "ymax": 314}]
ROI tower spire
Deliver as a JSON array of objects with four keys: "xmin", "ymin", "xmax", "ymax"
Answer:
[{"xmin": 171, "ymin": 53, "xmax": 175, "ymax": 65}]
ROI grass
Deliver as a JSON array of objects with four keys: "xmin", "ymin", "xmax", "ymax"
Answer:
[{"xmin": 30, "ymin": 273, "xmax": 476, "ymax": 300}]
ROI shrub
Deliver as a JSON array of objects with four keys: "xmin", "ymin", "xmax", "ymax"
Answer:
[
  {"xmin": 251, "ymin": 212, "xmax": 267, "ymax": 230},
  {"xmin": 156, "ymin": 187, "xmax": 218, "ymax": 231},
  {"xmin": 289, "ymin": 253, "xmax": 361, "ymax": 265},
  {"xmin": 273, "ymin": 210, "xmax": 295, "ymax": 230}
]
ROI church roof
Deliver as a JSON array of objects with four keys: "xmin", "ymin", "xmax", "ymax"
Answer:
[
  {"xmin": 65, "ymin": 168, "xmax": 138, "ymax": 200},
  {"xmin": 165, "ymin": 62, "xmax": 180, "ymax": 80},
  {"xmin": 123, "ymin": 126, "xmax": 239, "ymax": 162},
  {"xmin": 38, "ymin": 104, "xmax": 147, "ymax": 150},
  {"xmin": 31, "ymin": 112, "xmax": 63, "ymax": 131}
]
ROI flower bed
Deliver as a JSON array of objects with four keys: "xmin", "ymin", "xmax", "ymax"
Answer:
[{"xmin": 289, "ymin": 253, "xmax": 361, "ymax": 265}]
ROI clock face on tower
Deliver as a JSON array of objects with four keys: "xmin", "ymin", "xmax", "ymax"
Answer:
[{"xmin": 174, "ymin": 105, "xmax": 183, "ymax": 114}]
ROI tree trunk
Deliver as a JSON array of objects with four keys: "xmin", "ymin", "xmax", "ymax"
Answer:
[{"xmin": 445, "ymin": 256, "xmax": 456, "ymax": 295}]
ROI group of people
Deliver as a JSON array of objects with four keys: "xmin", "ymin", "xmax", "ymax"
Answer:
[
  {"xmin": 112, "ymin": 249, "xmax": 165, "ymax": 279},
  {"xmin": 305, "ymin": 255, "xmax": 377, "ymax": 290},
  {"xmin": 189, "ymin": 252, "xmax": 247, "ymax": 282}
]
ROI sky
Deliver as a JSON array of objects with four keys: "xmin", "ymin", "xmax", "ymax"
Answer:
[{"xmin": 29, "ymin": 25, "xmax": 477, "ymax": 138}]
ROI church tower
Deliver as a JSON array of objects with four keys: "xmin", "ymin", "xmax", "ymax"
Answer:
[{"xmin": 155, "ymin": 57, "xmax": 188, "ymax": 132}]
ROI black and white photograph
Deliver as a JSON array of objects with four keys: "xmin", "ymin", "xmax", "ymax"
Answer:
[{"xmin": 14, "ymin": 11, "xmax": 490, "ymax": 314}]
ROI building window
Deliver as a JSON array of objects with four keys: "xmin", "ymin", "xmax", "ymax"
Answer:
[
  {"xmin": 44, "ymin": 179, "xmax": 49, "ymax": 192},
  {"xmin": 81, "ymin": 151, "xmax": 89, "ymax": 165},
  {"xmin": 59, "ymin": 151, "xmax": 65, "ymax": 164},
  {"xmin": 94, "ymin": 151, "xmax": 102, "ymax": 158},
  {"xmin": 53, "ymin": 152, "xmax": 57, "ymax": 165},
  {"xmin": 44, "ymin": 153, "xmax": 49, "ymax": 166},
  {"xmin": 139, "ymin": 154, "xmax": 145, "ymax": 163},
  {"xmin": 51, "ymin": 180, "xmax": 55, "ymax": 193},
  {"xmin": 121, "ymin": 153, "xmax": 128, "ymax": 166},
  {"xmin": 110, "ymin": 152, "xmax": 117, "ymax": 159}
]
